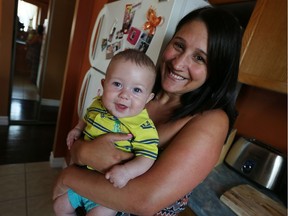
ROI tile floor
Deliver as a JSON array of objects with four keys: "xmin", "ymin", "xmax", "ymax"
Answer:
[
  {"xmin": 0, "ymin": 161, "xmax": 62, "ymax": 216},
  {"xmin": 0, "ymin": 73, "xmax": 61, "ymax": 215},
  {"xmin": 0, "ymin": 72, "xmax": 61, "ymax": 216}
]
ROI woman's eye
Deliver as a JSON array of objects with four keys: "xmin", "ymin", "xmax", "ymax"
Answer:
[
  {"xmin": 193, "ymin": 55, "xmax": 206, "ymax": 64},
  {"xmin": 173, "ymin": 42, "xmax": 184, "ymax": 51}
]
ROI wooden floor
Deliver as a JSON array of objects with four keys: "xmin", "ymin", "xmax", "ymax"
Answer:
[
  {"xmin": 0, "ymin": 123, "xmax": 56, "ymax": 165},
  {"xmin": 10, "ymin": 73, "xmax": 59, "ymax": 123},
  {"xmin": 1, "ymin": 75, "xmax": 58, "ymax": 164},
  {"xmin": 10, "ymin": 98, "xmax": 58, "ymax": 123}
]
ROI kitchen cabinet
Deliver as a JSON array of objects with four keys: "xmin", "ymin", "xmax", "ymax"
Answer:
[{"xmin": 238, "ymin": 0, "xmax": 287, "ymax": 93}]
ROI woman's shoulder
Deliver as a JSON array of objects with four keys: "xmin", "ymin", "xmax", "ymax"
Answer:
[
  {"xmin": 158, "ymin": 109, "xmax": 228, "ymax": 149},
  {"xmin": 187, "ymin": 109, "xmax": 228, "ymax": 127},
  {"xmin": 170, "ymin": 109, "xmax": 228, "ymax": 144},
  {"xmin": 180, "ymin": 109, "xmax": 229, "ymax": 146},
  {"xmin": 165, "ymin": 109, "xmax": 228, "ymax": 163}
]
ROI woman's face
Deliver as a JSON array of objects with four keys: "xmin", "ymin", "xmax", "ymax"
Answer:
[{"xmin": 161, "ymin": 20, "xmax": 208, "ymax": 95}]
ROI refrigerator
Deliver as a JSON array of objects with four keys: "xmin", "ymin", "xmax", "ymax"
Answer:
[{"xmin": 78, "ymin": 0, "xmax": 209, "ymax": 118}]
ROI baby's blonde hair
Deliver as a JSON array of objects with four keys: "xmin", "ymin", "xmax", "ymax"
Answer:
[{"xmin": 109, "ymin": 49, "xmax": 156, "ymax": 75}]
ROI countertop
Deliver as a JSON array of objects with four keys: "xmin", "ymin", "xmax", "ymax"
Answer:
[{"xmin": 188, "ymin": 163, "xmax": 286, "ymax": 216}]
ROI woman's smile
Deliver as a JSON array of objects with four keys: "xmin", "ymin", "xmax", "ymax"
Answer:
[{"xmin": 168, "ymin": 70, "xmax": 187, "ymax": 81}]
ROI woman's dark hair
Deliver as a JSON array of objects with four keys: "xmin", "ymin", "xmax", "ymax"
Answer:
[{"xmin": 154, "ymin": 7, "xmax": 243, "ymax": 134}]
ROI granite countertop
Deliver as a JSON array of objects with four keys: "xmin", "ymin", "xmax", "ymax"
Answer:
[{"xmin": 188, "ymin": 163, "xmax": 285, "ymax": 216}]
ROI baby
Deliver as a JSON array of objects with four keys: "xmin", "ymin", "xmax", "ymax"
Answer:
[{"xmin": 53, "ymin": 49, "xmax": 158, "ymax": 216}]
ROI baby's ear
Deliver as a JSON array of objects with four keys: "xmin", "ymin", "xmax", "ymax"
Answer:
[
  {"xmin": 146, "ymin": 93, "xmax": 155, "ymax": 104},
  {"xmin": 101, "ymin": 79, "xmax": 105, "ymax": 88}
]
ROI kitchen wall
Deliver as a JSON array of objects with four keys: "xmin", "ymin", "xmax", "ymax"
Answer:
[
  {"xmin": 235, "ymin": 85, "xmax": 287, "ymax": 154},
  {"xmin": 22, "ymin": 0, "xmax": 49, "ymax": 25},
  {"xmin": 40, "ymin": 0, "xmax": 76, "ymax": 101}
]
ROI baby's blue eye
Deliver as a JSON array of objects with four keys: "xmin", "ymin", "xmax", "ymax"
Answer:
[
  {"xmin": 133, "ymin": 88, "xmax": 142, "ymax": 93},
  {"xmin": 113, "ymin": 82, "xmax": 122, "ymax": 87}
]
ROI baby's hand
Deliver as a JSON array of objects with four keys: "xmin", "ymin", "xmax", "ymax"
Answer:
[
  {"xmin": 105, "ymin": 165, "xmax": 131, "ymax": 188},
  {"xmin": 66, "ymin": 128, "xmax": 82, "ymax": 149}
]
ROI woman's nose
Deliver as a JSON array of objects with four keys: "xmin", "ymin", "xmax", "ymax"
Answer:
[{"xmin": 172, "ymin": 54, "xmax": 189, "ymax": 70}]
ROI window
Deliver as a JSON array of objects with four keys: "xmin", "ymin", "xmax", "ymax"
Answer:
[{"xmin": 17, "ymin": 0, "xmax": 38, "ymax": 31}]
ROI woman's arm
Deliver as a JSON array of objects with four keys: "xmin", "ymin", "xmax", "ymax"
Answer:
[
  {"xmin": 55, "ymin": 109, "xmax": 228, "ymax": 215},
  {"xmin": 70, "ymin": 133, "xmax": 134, "ymax": 173}
]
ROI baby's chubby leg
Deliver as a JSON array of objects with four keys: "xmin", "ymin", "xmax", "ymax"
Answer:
[{"xmin": 53, "ymin": 192, "xmax": 76, "ymax": 216}]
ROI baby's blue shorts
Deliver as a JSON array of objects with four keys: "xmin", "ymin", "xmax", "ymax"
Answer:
[{"xmin": 68, "ymin": 189, "xmax": 99, "ymax": 212}]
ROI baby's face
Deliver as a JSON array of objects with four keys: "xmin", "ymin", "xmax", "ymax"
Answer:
[{"xmin": 102, "ymin": 59, "xmax": 155, "ymax": 118}]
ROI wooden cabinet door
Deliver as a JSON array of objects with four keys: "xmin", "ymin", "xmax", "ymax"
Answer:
[{"xmin": 238, "ymin": 0, "xmax": 287, "ymax": 94}]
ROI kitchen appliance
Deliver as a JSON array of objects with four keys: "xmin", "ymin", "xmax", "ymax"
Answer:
[
  {"xmin": 77, "ymin": 0, "xmax": 209, "ymax": 118},
  {"xmin": 225, "ymin": 137, "xmax": 287, "ymax": 191}
]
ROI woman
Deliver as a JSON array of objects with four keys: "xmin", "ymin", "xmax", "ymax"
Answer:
[{"xmin": 53, "ymin": 7, "xmax": 242, "ymax": 215}]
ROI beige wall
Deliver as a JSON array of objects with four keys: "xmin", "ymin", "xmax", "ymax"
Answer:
[
  {"xmin": 41, "ymin": 0, "xmax": 76, "ymax": 100},
  {"xmin": 24, "ymin": 0, "xmax": 49, "ymax": 25},
  {"xmin": 0, "ymin": 0, "xmax": 15, "ymax": 119},
  {"xmin": 235, "ymin": 85, "xmax": 287, "ymax": 154}
]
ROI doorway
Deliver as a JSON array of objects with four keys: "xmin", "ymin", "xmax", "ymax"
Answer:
[{"xmin": 10, "ymin": 0, "xmax": 58, "ymax": 124}]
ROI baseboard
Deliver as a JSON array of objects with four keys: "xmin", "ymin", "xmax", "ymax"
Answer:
[
  {"xmin": 0, "ymin": 116, "xmax": 9, "ymax": 125},
  {"xmin": 49, "ymin": 152, "xmax": 66, "ymax": 168},
  {"xmin": 41, "ymin": 99, "xmax": 60, "ymax": 107}
]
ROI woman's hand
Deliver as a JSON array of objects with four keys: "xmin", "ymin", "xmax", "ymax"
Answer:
[{"xmin": 70, "ymin": 133, "xmax": 134, "ymax": 173}]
